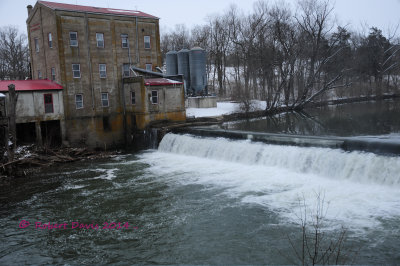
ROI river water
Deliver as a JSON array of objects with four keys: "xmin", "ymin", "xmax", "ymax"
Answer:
[
  {"xmin": 1, "ymin": 100, "xmax": 400, "ymax": 264},
  {"xmin": 220, "ymin": 99, "xmax": 400, "ymax": 137}
]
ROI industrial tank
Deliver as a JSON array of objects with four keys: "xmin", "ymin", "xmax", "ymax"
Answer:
[
  {"xmin": 166, "ymin": 50, "xmax": 178, "ymax": 75},
  {"xmin": 177, "ymin": 49, "xmax": 191, "ymax": 94},
  {"xmin": 189, "ymin": 47, "xmax": 207, "ymax": 94}
]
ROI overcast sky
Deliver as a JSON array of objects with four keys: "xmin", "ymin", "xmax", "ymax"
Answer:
[{"xmin": 1, "ymin": 0, "xmax": 400, "ymax": 37}]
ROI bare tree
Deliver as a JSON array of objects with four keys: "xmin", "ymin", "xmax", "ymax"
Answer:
[
  {"xmin": 207, "ymin": 14, "xmax": 232, "ymax": 97},
  {"xmin": 284, "ymin": 192, "xmax": 357, "ymax": 265},
  {"xmin": 0, "ymin": 26, "xmax": 30, "ymax": 80},
  {"xmin": 230, "ymin": 1, "xmax": 270, "ymax": 101},
  {"xmin": 159, "ymin": 0, "xmax": 398, "ymax": 111},
  {"xmin": 293, "ymin": 0, "xmax": 348, "ymax": 109}
]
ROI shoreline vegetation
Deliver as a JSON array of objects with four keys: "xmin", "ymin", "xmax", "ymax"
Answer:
[{"xmin": 1, "ymin": 93, "xmax": 399, "ymax": 178}]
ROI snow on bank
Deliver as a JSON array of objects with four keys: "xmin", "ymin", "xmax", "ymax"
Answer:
[{"xmin": 186, "ymin": 100, "xmax": 266, "ymax": 118}]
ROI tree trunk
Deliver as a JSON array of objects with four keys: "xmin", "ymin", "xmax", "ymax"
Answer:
[{"xmin": 7, "ymin": 84, "xmax": 17, "ymax": 163}]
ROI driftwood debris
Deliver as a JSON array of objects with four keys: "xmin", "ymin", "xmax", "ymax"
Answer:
[{"xmin": 0, "ymin": 147, "xmax": 116, "ymax": 177}]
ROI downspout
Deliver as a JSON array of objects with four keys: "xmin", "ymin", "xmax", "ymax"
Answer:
[
  {"xmin": 39, "ymin": 6, "xmax": 48, "ymax": 78},
  {"xmin": 121, "ymin": 78, "xmax": 127, "ymax": 146},
  {"xmin": 135, "ymin": 17, "xmax": 139, "ymax": 65},
  {"xmin": 84, "ymin": 13, "xmax": 95, "ymax": 109}
]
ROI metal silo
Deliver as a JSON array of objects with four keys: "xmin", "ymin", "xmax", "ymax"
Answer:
[
  {"xmin": 166, "ymin": 50, "xmax": 178, "ymax": 75},
  {"xmin": 177, "ymin": 49, "xmax": 191, "ymax": 95},
  {"xmin": 189, "ymin": 47, "xmax": 207, "ymax": 94}
]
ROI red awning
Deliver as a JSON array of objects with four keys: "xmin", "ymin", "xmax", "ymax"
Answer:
[{"xmin": 0, "ymin": 79, "xmax": 63, "ymax": 92}]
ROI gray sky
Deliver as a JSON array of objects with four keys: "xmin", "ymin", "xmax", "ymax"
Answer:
[{"xmin": 1, "ymin": 0, "xmax": 400, "ymax": 37}]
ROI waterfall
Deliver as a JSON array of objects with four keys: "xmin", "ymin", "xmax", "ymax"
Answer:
[
  {"xmin": 159, "ymin": 133, "xmax": 400, "ymax": 187},
  {"xmin": 144, "ymin": 128, "xmax": 159, "ymax": 149}
]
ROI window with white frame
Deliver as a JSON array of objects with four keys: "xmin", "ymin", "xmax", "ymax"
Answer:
[
  {"xmin": 69, "ymin": 32, "xmax": 78, "ymax": 47},
  {"xmin": 131, "ymin": 91, "xmax": 135, "ymax": 105},
  {"xmin": 151, "ymin": 90, "xmax": 158, "ymax": 104},
  {"xmin": 99, "ymin": 64, "xmax": 106, "ymax": 78},
  {"xmin": 48, "ymin": 33, "xmax": 53, "ymax": 48},
  {"xmin": 72, "ymin": 64, "xmax": 80, "ymax": 78},
  {"xmin": 96, "ymin": 33, "xmax": 104, "ymax": 48},
  {"xmin": 144, "ymin": 36, "xmax": 150, "ymax": 49},
  {"xmin": 123, "ymin": 64, "xmax": 130, "ymax": 77},
  {"xmin": 101, "ymin": 92, "xmax": 109, "ymax": 107},
  {"xmin": 34, "ymin": 38, "xmax": 39, "ymax": 53},
  {"xmin": 51, "ymin": 67, "xmax": 56, "ymax": 81},
  {"xmin": 145, "ymin": 63, "xmax": 152, "ymax": 71},
  {"xmin": 75, "ymin": 94, "xmax": 83, "ymax": 109},
  {"xmin": 121, "ymin": 34, "xmax": 128, "ymax": 48}
]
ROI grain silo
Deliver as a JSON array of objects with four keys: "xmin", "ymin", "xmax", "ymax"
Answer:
[
  {"xmin": 177, "ymin": 48, "xmax": 191, "ymax": 95},
  {"xmin": 166, "ymin": 50, "xmax": 178, "ymax": 75},
  {"xmin": 189, "ymin": 47, "xmax": 207, "ymax": 94}
]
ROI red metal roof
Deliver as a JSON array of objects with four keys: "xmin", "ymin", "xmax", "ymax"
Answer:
[
  {"xmin": 144, "ymin": 78, "xmax": 183, "ymax": 86},
  {"xmin": 38, "ymin": 1, "xmax": 158, "ymax": 19},
  {"xmin": 0, "ymin": 80, "xmax": 63, "ymax": 92}
]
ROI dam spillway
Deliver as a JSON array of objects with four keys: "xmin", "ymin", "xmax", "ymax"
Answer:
[{"xmin": 172, "ymin": 127, "xmax": 400, "ymax": 156}]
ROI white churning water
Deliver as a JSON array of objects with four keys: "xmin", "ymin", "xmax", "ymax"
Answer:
[
  {"xmin": 142, "ymin": 133, "xmax": 400, "ymax": 232},
  {"xmin": 159, "ymin": 134, "xmax": 400, "ymax": 187}
]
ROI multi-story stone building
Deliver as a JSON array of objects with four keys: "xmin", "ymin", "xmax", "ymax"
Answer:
[{"xmin": 26, "ymin": 1, "xmax": 185, "ymax": 148}]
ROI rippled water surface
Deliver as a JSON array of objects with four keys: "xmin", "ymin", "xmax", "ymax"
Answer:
[{"xmin": 1, "ymin": 134, "xmax": 400, "ymax": 264}]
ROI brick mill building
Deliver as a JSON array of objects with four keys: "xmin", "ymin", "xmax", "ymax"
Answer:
[{"xmin": 26, "ymin": 1, "xmax": 185, "ymax": 148}]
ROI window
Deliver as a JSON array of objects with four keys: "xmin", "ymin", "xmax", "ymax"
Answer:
[
  {"xmin": 75, "ymin": 94, "xmax": 83, "ymax": 109},
  {"xmin": 34, "ymin": 38, "xmax": 39, "ymax": 53},
  {"xmin": 121, "ymin": 34, "xmax": 128, "ymax": 48},
  {"xmin": 123, "ymin": 64, "xmax": 130, "ymax": 77},
  {"xmin": 101, "ymin": 92, "xmax": 109, "ymax": 107},
  {"xmin": 96, "ymin": 33, "xmax": 104, "ymax": 48},
  {"xmin": 44, "ymin": 94, "xmax": 53, "ymax": 113},
  {"xmin": 151, "ymin": 90, "xmax": 158, "ymax": 104},
  {"xmin": 99, "ymin": 64, "xmax": 106, "ymax": 78},
  {"xmin": 48, "ymin": 33, "xmax": 52, "ymax": 48},
  {"xmin": 144, "ymin": 36, "xmax": 150, "ymax": 49},
  {"xmin": 145, "ymin": 63, "xmax": 152, "ymax": 71},
  {"xmin": 38, "ymin": 70, "xmax": 42, "ymax": 79},
  {"xmin": 51, "ymin": 67, "xmax": 55, "ymax": 81},
  {"xmin": 72, "ymin": 64, "xmax": 80, "ymax": 78},
  {"xmin": 69, "ymin": 32, "xmax": 78, "ymax": 47},
  {"xmin": 131, "ymin": 91, "xmax": 135, "ymax": 105}
]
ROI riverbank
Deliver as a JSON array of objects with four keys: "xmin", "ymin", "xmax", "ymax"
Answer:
[{"xmin": 0, "ymin": 145, "xmax": 119, "ymax": 178}]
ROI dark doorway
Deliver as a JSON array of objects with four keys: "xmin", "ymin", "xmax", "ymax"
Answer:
[
  {"xmin": 40, "ymin": 120, "xmax": 61, "ymax": 147},
  {"xmin": 103, "ymin": 116, "xmax": 111, "ymax": 132},
  {"xmin": 17, "ymin": 122, "xmax": 37, "ymax": 144}
]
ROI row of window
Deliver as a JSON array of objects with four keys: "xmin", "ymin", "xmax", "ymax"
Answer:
[
  {"xmin": 37, "ymin": 62, "xmax": 153, "ymax": 81},
  {"xmin": 37, "ymin": 67, "xmax": 56, "ymax": 81},
  {"xmin": 74, "ymin": 91, "xmax": 158, "ymax": 109},
  {"xmin": 72, "ymin": 63, "xmax": 153, "ymax": 78},
  {"xmin": 34, "ymin": 32, "xmax": 151, "ymax": 52},
  {"xmin": 35, "ymin": 33, "xmax": 54, "ymax": 52},
  {"xmin": 43, "ymin": 90, "xmax": 159, "ymax": 114}
]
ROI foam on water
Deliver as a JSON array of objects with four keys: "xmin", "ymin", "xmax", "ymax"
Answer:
[
  {"xmin": 139, "ymin": 133, "xmax": 400, "ymax": 232},
  {"xmin": 159, "ymin": 134, "xmax": 400, "ymax": 186},
  {"xmin": 93, "ymin": 168, "xmax": 118, "ymax": 180}
]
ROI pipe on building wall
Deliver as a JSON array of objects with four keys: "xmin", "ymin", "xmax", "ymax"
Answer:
[
  {"xmin": 135, "ymin": 17, "xmax": 139, "ymax": 65},
  {"xmin": 84, "ymin": 13, "xmax": 95, "ymax": 109},
  {"xmin": 39, "ymin": 7, "xmax": 48, "ymax": 79}
]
